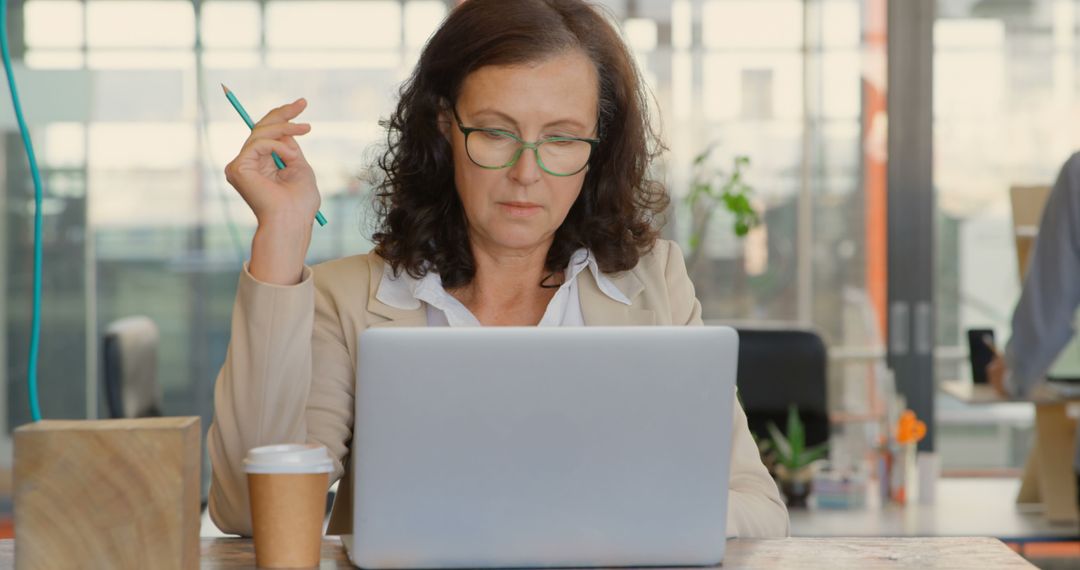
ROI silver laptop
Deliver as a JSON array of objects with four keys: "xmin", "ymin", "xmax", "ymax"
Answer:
[{"xmin": 343, "ymin": 326, "xmax": 738, "ymax": 569}]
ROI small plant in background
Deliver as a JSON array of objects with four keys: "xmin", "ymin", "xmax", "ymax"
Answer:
[
  {"xmin": 683, "ymin": 147, "xmax": 760, "ymax": 273},
  {"xmin": 765, "ymin": 404, "xmax": 829, "ymax": 508}
]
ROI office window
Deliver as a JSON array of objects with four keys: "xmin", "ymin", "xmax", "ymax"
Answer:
[
  {"xmin": 24, "ymin": 0, "xmax": 84, "ymax": 69},
  {"xmin": 740, "ymin": 69, "xmax": 775, "ymax": 120},
  {"xmin": 201, "ymin": 1, "xmax": 261, "ymax": 49},
  {"xmin": 702, "ymin": 0, "xmax": 804, "ymax": 50},
  {"xmin": 2, "ymin": 0, "xmax": 885, "ymax": 490},
  {"xmin": 934, "ymin": 0, "xmax": 1080, "ymax": 471},
  {"xmin": 265, "ymin": 1, "xmax": 401, "ymax": 49},
  {"xmin": 404, "ymin": 1, "xmax": 447, "ymax": 49},
  {"xmin": 86, "ymin": 1, "xmax": 196, "ymax": 48},
  {"xmin": 25, "ymin": 0, "xmax": 84, "ymax": 49},
  {"xmin": 42, "ymin": 123, "xmax": 87, "ymax": 168}
]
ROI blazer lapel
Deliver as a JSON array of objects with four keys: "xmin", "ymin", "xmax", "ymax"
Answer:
[
  {"xmin": 580, "ymin": 268, "xmax": 655, "ymax": 326},
  {"xmin": 364, "ymin": 255, "xmax": 427, "ymax": 327}
]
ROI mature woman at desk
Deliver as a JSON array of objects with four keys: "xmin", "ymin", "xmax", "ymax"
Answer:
[{"xmin": 207, "ymin": 0, "xmax": 788, "ymax": 539}]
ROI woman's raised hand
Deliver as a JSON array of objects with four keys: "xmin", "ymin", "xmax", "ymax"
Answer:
[
  {"xmin": 224, "ymin": 98, "xmax": 319, "ymax": 224},
  {"xmin": 224, "ymin": 98, "xmax": 319, "ymax": 285}
]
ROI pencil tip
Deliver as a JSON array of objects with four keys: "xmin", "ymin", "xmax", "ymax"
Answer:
[{"xmin": 221, "ymin": 84, "xmax": 230, "ymax": 95}]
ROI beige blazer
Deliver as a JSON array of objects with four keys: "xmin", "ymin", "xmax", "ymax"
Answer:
[{"xmin": 207, "ymin": 239, "xmax": 789, "ymax": 538}]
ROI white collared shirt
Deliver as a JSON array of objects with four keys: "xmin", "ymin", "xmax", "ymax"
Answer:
[{"xmin": 375, "ymin": 249, "xmax": 631, "ymax": 326}]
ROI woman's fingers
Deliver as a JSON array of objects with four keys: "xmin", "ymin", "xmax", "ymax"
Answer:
[
  {"xmin": 279, "ymin": 134, "xmax": 305, "ymax": 158},
  {"xmin": 253, "ymin": 138, "xmax": 299, "ymax": 161},
  {"xmin": 225, "ymin": 138, "xmax": 299, "ymax": 191},
  {"xmin": 254, "ymin": 97, "xmax": 307, "ymax": 128},
  {"xmin": 249, "ymin": 121, "xmax": 311, "ymax": 143},
  {"xmin": 987, "ymin": 354, "xmax": 1009, "ymax": 398},
  {"xmin": 238, "ymin": 138, "xmax": 301, "ymax": 169},
  {"xmin": 223, "ymin": 98, "xmax": 315, "ymax": 202}
]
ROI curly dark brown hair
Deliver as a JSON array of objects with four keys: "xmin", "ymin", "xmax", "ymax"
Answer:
[{"xmin": 372, "ymin": 0, "xmax": 668, "ymax": 289}]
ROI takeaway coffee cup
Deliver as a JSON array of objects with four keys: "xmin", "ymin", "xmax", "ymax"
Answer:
[{"xmin": 244, "ymin": 443, "xmax": 334, "ymax": 568}]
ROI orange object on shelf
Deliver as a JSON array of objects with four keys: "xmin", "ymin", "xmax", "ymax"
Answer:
[{"xmin": 896, "ymin": 410, "xmax": 927, "ymax": 445}]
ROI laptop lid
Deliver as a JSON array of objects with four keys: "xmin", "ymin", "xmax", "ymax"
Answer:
[{"xmin": 347, "ymin": 326, "xmax": 737, "ymax": 569}]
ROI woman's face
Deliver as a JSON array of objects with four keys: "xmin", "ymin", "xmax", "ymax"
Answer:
[{"xmin": 445, "ymin": 49, "xmax": 599, "ymax": 254}]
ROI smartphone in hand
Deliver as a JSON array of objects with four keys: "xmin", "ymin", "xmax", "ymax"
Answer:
[{"xmin": 967, "ymin": 328, "xmax": 996, "ymax": 384}]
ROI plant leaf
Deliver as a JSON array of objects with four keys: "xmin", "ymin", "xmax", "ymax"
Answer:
[
  {"xmin": 799, "ymin": 443, "xmax": 829, "ymax": 468},
  {"xmin": 787, "ymin": 405, "xmax": 805, "ymax": 460},
  {"xmin": 693, "ymin": 146, "xmax": 714, "ymax": 166},
  {"xmin": 687, "ymin": 147, "xmax": 758, "ymax": 241},
  {"xmin": 766, "ymin": 421, "xmax": 792, "ymax": 463}
]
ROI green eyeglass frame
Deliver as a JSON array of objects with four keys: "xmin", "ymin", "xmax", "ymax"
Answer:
[{"xmin": 452, "ymin": 108, "xmax": 600, "ymax": 177}]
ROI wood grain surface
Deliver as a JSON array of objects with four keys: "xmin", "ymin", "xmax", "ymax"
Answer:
[
  {"xmin": 13, "ymin": 418, "xmax": 201, "ymax": 570},
  {"xmin": 0, "ymin": 536, "xmax": 1036, "ymax": 569}
]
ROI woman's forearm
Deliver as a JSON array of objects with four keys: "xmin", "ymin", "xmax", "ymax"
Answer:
[{"xmin": 249, "ymin": 214, "xmax": 314, "ymax": 285}]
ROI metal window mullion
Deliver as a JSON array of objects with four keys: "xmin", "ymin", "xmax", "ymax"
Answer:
[{"xmin": 886, "ymin": 0, "xmax": 936, "ymax": 452}]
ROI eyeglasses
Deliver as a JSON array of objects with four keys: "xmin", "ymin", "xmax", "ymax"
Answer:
[{"xmin": 452, "ymin": 108, "xmax": 599, "ymax": 177}]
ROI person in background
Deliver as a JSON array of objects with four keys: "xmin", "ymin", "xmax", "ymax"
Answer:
[
  {"xmin": 207, "ymin": 0, "xmax": 788, "ymax": 539},
  {"xmin": 988, "ymin": 152, "xmax": 1080, "ymax": 516}
]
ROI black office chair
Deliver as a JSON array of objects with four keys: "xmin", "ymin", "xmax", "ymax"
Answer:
[
  {"xmin": 102, "ymin": 316, "xmax": 163, "ymax": 419},
  {"xmin": 734, "ymin": 326, "xmax": 829, "ymax": 448}
]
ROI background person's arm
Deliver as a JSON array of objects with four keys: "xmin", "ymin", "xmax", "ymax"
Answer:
[
  {"xmin": 663, "ymin": 240, "xmax": 790, "ymax": 538},
  {"xmin": 1004, "ymin": 152, "xmax": 1080, "ymax": 397}
]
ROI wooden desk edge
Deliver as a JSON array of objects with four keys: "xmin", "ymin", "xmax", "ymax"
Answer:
[{"xmin": 0, "ymin": 536, "xmax": 1037, "ymax": 569}]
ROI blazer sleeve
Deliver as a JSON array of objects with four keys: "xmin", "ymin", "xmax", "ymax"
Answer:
[
  {"xmin": 207, "ymin": 262, "xmax": 356, "ymax": 536},
  {"xmin": 662, "ymin": 241, "xmax": 791, "ymax": 538}
]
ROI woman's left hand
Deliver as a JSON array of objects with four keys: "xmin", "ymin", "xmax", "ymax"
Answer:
[{"xmin": 986, "ymin": 349, "xmax": 1009, "ymax": 399}]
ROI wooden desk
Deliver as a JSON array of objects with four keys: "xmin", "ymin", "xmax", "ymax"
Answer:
[
  {"xmin": 940, "ymin": 381, "xmax": 1079, "ymax": 524},
  {"xmin": 0, "ymin": 537, "xmax": 1034, "ymax": 569}
]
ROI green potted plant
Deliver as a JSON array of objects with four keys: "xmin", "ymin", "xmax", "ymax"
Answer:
[
  {"xmin": 683, "ymin": 147, "xmax": 760, "ymax": 273},
  {"xmin": 764, "ymin": 405, "xmax": 828, "ymax": 508}
]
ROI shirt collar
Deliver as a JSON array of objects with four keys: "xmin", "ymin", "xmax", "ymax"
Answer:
[{"xmin": 375, "ymin": 248, "xmax": 631, "ymax": 312}]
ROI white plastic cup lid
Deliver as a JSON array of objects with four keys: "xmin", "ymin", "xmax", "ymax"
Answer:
[{"xmin": 243, "ymin": 443, "xmax": 334, "ymax": 474}]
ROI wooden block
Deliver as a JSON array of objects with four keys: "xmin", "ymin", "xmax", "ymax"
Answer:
[
  {"xmin": 1015, "ymin": 438, "xmax": 1041, "ymax": 505},
  {"xmin": 14, "ymin": 417, "xmax": 201, "ymax": 570},
  {"xmin": 1031, "ymin": 403, "xmax": 1079, "ymax": 524}
]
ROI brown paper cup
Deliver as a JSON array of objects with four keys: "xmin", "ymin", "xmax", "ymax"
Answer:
[
  {"xmin": 248, "ymin": 472, "xmax": 329, "ymax": 568},
  {"xmin": 244, "ymin": 444, "xmax": 334, "ymax": 569}
]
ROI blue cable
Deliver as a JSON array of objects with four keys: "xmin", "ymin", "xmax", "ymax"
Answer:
[{"xmin": 0, "ymin": 0, "xmax": 44, "ymax": 422}]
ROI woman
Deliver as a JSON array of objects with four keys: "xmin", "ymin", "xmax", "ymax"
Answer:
[{"xmin": 209, "ymin": 0, "xmax": 788, "ymax": 539}]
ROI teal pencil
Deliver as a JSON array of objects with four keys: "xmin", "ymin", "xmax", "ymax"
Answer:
[{"xmin": 221, "ymin": 84, "xmax": 328, "ymax": 227}]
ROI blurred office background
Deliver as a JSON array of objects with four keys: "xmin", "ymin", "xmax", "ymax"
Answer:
[{"xmin": 2, "ymin": 0, "xmax": 1079, "ymax": 557}]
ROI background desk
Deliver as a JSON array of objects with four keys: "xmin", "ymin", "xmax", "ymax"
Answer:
[
  {"xmin": 0, "ymin": 537, "xmax": 1033, "ymax": 569},
  {"xmin": 940, "ymin": 382, "xmax": 1079, "ymax": 524},
  {"xmin": 789, "ymin": 478, "xmax": 1076, "ymax": 544}
]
